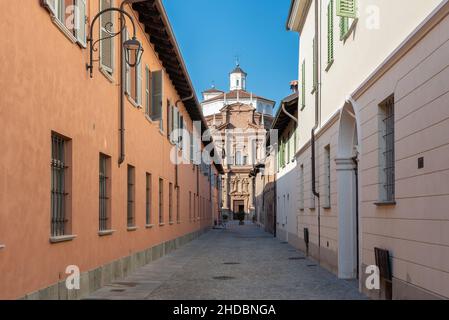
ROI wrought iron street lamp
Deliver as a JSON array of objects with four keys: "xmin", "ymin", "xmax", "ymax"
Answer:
[{"xmin": 86, "ymin": 7, "xmax": 143, "ymax": 78}]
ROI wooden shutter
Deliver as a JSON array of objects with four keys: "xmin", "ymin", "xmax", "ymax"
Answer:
[
  {"xmin": 340, "ymin": 16, "xmax": 349, "ymax": 40},
  {"xmin": 336, "ymin": 0, "xmax": 357, "ymax": 18},
  {"xmin": 136, "ymin": 61, "xmax": 142, "ymax": 106},
  {"xmin": 43, "ymin": 0, "xmax": 57, "ymax": 15},
  {"xmin": 151, "ymin": 70, "xmax": 163, "ymax": 122},
  {"xmin": 312, "ymin": 38, "xmax": 317, "ymax": 90},
  {"xmin": 145, "ymin": 66, "xmax": 151, "ymax": 116},
  {"xmin": 75, "ymin": 0, "xmax": 87, "ymax": 47},
  {"xmin": 100, "ymin": 0, "xmax": 114, "ymax": 74},
  {"xmin": 327, "ymin": 0, "xmax": 334, "ymax": 64}
]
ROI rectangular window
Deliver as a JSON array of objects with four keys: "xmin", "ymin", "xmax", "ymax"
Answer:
[
  {"xmin": 176, "ymin": 187, "xmax": 180, "ymax": 223},
  {"xmin": 127, "ymin": 165, "xmax": 135, "ymax": 228},
  {"xmin": 193, "ymin": 193, "xmax": 197, "ymax": 221},
  {"xmin": 100, "ymin": 0, "xmax": 114, "ymax": 75},
  {"xmin": 323, "ymin": 146, "xmax": 331, "ymax": 208},
  {"xmin": 189, "ymin": 191, "xmax": 192, "ymax": 222},
  {"xmin": 51, "ymin": 133, "xmax": 71, "ymax": 237},
  {"xmin": 99, "ymin": 154, "xmax": 111, "ymax": 231},
  {"xmin": 43, "ymin": 0, "xmax": 87, "ymax": 46},
  {"xmin": 169, "ymin": 183, "xmax": 173, "ymax": 223},
  {"xmin": 146, "ymin": 173, "xmax": 152, "ymax": 225},
  {"xmin": 299, "ymin": 164, "xmax": 305, "ymax": 210},
  {"xmin": 327, "ymin": 0, "xmax": 334, "ymax": 65},
  {"xmin": 128, "ymin": 50, "xmax": 142, "ymax": 106},
  {"xmin": 159, "ymin": 178, "xmax": 164, "ymax": 224},
  {"xmin": 301, "ymin": 60, "xmax": 306, "ymax": 110},
  {"xmin": 379, "ymin": 96, "xmax": 395, "ymax": 203},
  {"xmin": 151, "ymin": 70, "xmax": 163, "ymax": 129}
]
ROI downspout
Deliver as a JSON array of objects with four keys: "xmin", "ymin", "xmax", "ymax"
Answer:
[
  {"xmin": 311, "ymin": 0, "xmax": 321, "ymax": 261},
  {"xmin": 118, "ymin": 0, "xmax": 145, "ymax": 166}
]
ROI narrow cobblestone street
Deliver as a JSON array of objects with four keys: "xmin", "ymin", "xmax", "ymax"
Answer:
[{"xmin": 88, "ymin": 223, "xmax": 366, "ymax": 300}]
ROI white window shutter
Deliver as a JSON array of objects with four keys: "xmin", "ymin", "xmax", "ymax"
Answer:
[
  {"xmin": 123, "ymin": 29, "xmax": 131, "ymax": 94},
  {"xmin": 75, "ymin": 0, "xmax": 87, "ymax": 47},
  {"xmin": 100, "ymin": 0, "xmax": 114, "ymax": 74},
  {"xmin": 136, "ymin": 61, "xmax": 142, "ymax": 106},
  {"xmin": 43, "ymin": 0, "xmax": 57, "ymax": 16}
]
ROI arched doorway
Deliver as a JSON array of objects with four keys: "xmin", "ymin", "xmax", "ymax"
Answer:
[{"xmin": 336, "ymin": 101, "xmax": 360, "ymax": 279}]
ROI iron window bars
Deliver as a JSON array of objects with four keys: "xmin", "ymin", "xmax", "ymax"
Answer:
[
  {"xmin": 381, "ymin": 96, "xmax": 395, "ymax": 202},
  {"xmin": 99, "ymin": 154, "xmax": 109, "ymax": 231},
  {"xmin": 51, "ymin": 133, "xmax": 68, "ymax": 237},
  {"xmin": 127, "ymin": 165, "xmax": 135, "ymax": 227}
]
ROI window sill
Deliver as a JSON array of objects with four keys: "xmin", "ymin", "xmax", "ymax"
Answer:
[
  {"xmin": 169, "ymin": 222, "xmax": 175, "ymax": 225},
  {"xmin": 50, "ymin": 235, "xmax": 77, "ymax": 244},
  {"xmin": 0, "ymin": 244, "xmax": 5, "ymax": 250},
  {"xmin": 159, "ymin": 223, "xmax": 166, "ymax": 227},
  {"xmin": 51, "ymin": 16, "xmax": 77, "ymax": 44},
  {"xmin": 145, "ymin": 224, "xmax": 155, "ymax": 229},
  {"xmin": 375, "ymin": 201, "xmax": 397, "ymax": 207},
  {"xmin": 325, "ymin": 59, "xmax": 334, "ymax": 72},
  {"xmin": 99, "ymin": 67, "xmax": 115, "ymax": 84},
  {"xmin": 127, "ymin": 226, "xmax": 138, "ymax": 232},
  {"xmin": 98, "ymin": 230, "xmax": 115, "ymax": 237},
  {"xmin": 322, "ymin": 206, "xmax": 331, "ymax": 210},
  {"xmin": 126, "ymin": 95, "xmax": 142, "ymax": 109},
  {"xmin": 145, "ymin": 115, "xmax": 155, "ymax": 124}
]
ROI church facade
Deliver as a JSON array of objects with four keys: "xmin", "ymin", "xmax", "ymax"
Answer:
[{"xmin": 201, "ymin": 65, "xmax": 275, "ymax": 220}]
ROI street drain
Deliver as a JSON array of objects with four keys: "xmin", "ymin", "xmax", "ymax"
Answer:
[
  {"xmin": 223, "ymin": 262, "xmax": 240, "ymax": 265},
  {"xmin": 110, "ymin": 289, "xmax": 126, "ymax": 293},
  {"xmin": 281, "ymin": 242, "xmax": 288, "ymax": 244},
  {"xmin": 307, "ymin": 264, "xmax": 317, "ymax": 267},
  {"xmin": 289, "ymin": 257, "xmax": 305, "ymax": 260},
  {"xmin": 213, "ymin": 276, "xmax": 236, "ymax": 281}
]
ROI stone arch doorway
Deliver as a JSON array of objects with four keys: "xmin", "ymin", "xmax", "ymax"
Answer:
[{"xmin": 336, "ymin": 101, "xmax": 360, "ymax": 279}]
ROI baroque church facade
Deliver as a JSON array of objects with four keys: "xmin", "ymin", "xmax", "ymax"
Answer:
[{"xmin": 201, "ymin": 64, "xmax": 275, "ymax": 220}]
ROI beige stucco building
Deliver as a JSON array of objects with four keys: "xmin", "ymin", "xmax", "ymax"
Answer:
[{"xmin": 286, "ymin": 0, "xmax": 449, "ymax": 299}]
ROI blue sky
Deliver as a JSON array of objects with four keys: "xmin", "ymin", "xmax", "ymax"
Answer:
[{"xmin": 163, "ymin": 0, "xmax": 299, "ymax": 111}]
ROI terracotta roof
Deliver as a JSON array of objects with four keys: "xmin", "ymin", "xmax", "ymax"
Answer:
[
  {"xmin": 203, "ymin": 87, "xmax": 224, "ymax": 93},
  {"xmin": 202, "ymin": 90, "xmax": 276, "ymax": 104}
]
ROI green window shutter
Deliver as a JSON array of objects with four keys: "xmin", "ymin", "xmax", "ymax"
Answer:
[
  {"xmin": 301, "ymin": 60, "xmax": 306, "ymax": 110},
  {"xmin": 340, "ymin": 16, "xmax": 349, "ymax": 40},
  {"xmin": 327, "ymin": 0, "xmax": 334, "ymax": 64},
  {"xmin": 336, "ymin": 0, "xmax": 357, "ymax": 18}
]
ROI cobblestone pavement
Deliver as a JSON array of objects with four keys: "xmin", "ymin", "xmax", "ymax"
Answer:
[{"xmin": 88, "ymin": 222, "xmax": 367, "ymax": 300}]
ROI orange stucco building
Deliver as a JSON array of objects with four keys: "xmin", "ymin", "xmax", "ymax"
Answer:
[{"xmin": 0, "ymin": 0, "xmax": 223, "ymax": 300}]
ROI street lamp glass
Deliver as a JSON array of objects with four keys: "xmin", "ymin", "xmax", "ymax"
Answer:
[{"xmin": 124, "ymin": 37, "xmax": 144, "ymax": 67}]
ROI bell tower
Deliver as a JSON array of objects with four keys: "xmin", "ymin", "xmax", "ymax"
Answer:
[{"xmin": 230, "ymin": 62, "xmax": 247, "ymax": 91}]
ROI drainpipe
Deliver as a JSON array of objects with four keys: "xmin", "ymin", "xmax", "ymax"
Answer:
[
  {"xmin": 311, "ymin": 0, "xmax": 321, "ymax": 261},
  {"xmin": 118, "ymin": 0, "xmax": 145, "ymax": 166}
]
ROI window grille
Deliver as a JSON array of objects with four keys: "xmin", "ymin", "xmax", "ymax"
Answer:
[
  {"xmin": 127, "ymin": 165, "xmax": 135, "ymax": 227},
  {"xmin": 380, "ymin": 96, "xmax": 395, "ymax": 202},
  {"xmin": 146, "ymin": 173, "xmax": 152, "ymax": 225},
  {"xmin": 51, "ymin": 133, "xmax": 68, "ymax": 237},
  {"xmin": 99, "ymin": 154, "xmax": 110, "ymax": 231}
]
